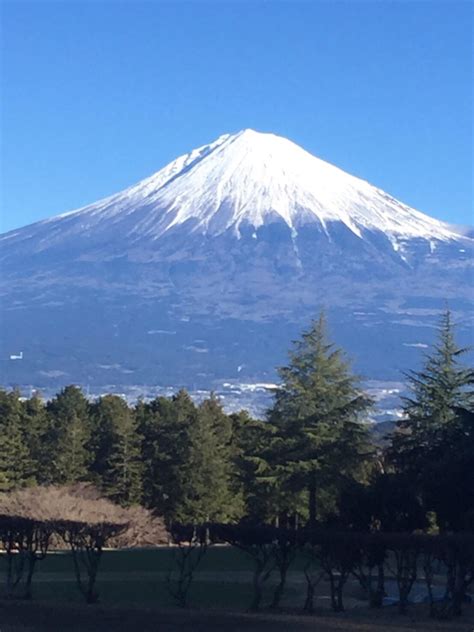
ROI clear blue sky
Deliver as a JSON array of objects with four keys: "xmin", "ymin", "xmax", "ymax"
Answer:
[{"xmin": 1, "ymin": 1, "xmax": 472, "ymax": 233}]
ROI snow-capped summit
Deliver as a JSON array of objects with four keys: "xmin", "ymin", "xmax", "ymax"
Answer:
[
  {"xmin": 120, "ymin": 127, "xmax": 457, "ymax": 241},
  {"xmin": 2, "ymin": 129, "xmax": 461, "ymax": 254}
]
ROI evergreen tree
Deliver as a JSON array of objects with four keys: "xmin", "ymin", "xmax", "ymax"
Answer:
[
  {"xmin": 140, "ymin": 390, "xmax": 198, "ymax": 523},
  {"xmin": 140, "ymin": 391, "xmax": 244, "ymax": 523},
  {"xmin": 179, "ymin": 395, "xmax": 243, "ymax": 523},
  {"xmin": 135, "ymin": 396, "xmax": 162, "ymax": 508},
  {"xmin": 389, "ymin": 310, "xmax": 474, "ymax": 530},
  {"xmin": 268, "ymin": 313, "xmax": 372, "ymax": 527},
  {"xmin": 391, "ymin": 310, "xmax": 474, "ymax": 473},
  {"xmin": 45, "ymin": 385, "xmax": 91, "ymax": 484},
  {"xmin": 426, "ymin": 405, "xmax": 474, "ymax": 530},
  {"xmin": 89, "ymin": 395, "xmax": 143, "ymax": 506},
  {"xmin": 230, "ymin": 410, "xmax": 291, "ymax": 524},
  {"xmin": 21, "ymin": 393, "xmax": 50, "ymax": 484},
  {"xmin": 0, "ymin": 389, "xmax": 34, "ymax": 490}
]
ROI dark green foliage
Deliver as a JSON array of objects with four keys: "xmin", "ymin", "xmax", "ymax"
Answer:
[
  {"xmin": 336, "ymin": 473, "xmax": 428, "ymax": 533},
  {"xmin": 390, "ymin": 310, "xmax": 474, "ymax": 531},
  {"xmin": 0, "ymin": 389, "xmax": 34, "ymax": 490},
  {"xmin": 134, "ymin": 396, "xmax": 162, "ymax": 509},
  {"xmin": 420, "ymin": 405, "xmax": 474, "ymax": 531},
  {"xmin": 21, "ymin": 393, "xmax": 50, "ymax": 485},
  {"xmin": 184, "ymin": 396, "xmax": 243, "ymax": 522},
  {"xmin": 229, "ymin": 411, "xmax": 278, "ymax": 522},
  {"xmin": 45, "ymin": 386, "xmax": 92, "ymax": 484},
  {"xmin": 89, "ymin": 395, "xmax": 143, "ymax": 506},
  {"xmin": 139, "ymin": 391, "xmax": 242, "ymax": 523},
  {"xmin": 392, "ymin": 310, "xmax": 473, "ymax": 468},
  {"xmin": 267, "ymin": 313, "xmax": 373, "ymax": 526},
  {"xmin": 138, "ymin": 390, "xmax": 198, "ymax": 522}
]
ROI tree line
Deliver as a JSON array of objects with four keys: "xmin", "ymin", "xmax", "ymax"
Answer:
[{"xmin": 0, "ymin": 310, "xmax": 472, "ymax": 534}]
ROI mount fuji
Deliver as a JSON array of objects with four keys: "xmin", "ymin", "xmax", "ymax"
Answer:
[{"xmin": 1, "ymin": 129, "xmax": 472, "ymax": 408}]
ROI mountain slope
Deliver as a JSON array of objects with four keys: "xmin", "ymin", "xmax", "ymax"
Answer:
[
  {"xmin": 0, "ymin": 130, "xmax": 472, "ymax": 400},
  {"xmin": 1, "ymin": 129, "xmax": 462, "ymax": 255}
]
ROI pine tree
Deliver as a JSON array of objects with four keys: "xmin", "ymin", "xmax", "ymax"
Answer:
[
  {"xmin": 0, "ymin": 389, "xmax": 34, "ymax": 490},
  {"xmin": 413, "ymin": 405, "xmax": 474, "ymax": 532},
  {"xmin": 45, "ymin": 385, "xmax": 91, "ymax": 484},
  {"xmin": 390, "ymin": 311, "xmax": 474, "ymax": 529},
  {"xmin": 89, "ymin": 395, "xmax": 143, "ymax": 506},
  {"xmin": 179, "ymin": 395, "xmax": 243, "ymax": 523},
  {"xmin": 268, "ymin": 313, "xmax": 372, "ymax": 527},
  {"xmin": 391, "ymin": 309, "xmax": 474, "ymax": 473},
  {"xmin": 135, "ymin": 396, "xmax": 162, "ymax": 508},
  {"xmin": 140, "ymin": 391, "xmax": 244, "ymax": 524},
  {"xmin": 230, "ymin": 410, "xmax": 288, "ymax": 524},
  {"xmin": 140, "ymin": 390, "xmax": 198, "ymax": 523},
  {"xmin": 21, "ymin": 393, "xmax": 50, "ymax": 484}
]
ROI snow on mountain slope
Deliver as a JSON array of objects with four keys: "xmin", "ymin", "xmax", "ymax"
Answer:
[{"xmin": 1, "ymin": 129, "xmax": 461, "ymax": 251}]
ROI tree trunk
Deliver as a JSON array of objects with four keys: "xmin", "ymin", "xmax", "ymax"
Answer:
[
  {"xmin": 85, "ymin": 548, "xmax": 101, "ymax": 604},
  {"xmin": 336, "ymin": 579, "xmax": 344, "ymax": 612},
  {"xmin": 23, "ymin": 555, "xmax": 36, "ymax": 600},
  {"xmin": 329, "ymin": 573, "xmax": 338, "ymax": 611},
  {"xmin": 398, "ymin": 587, "xmax": 408, "ymax": 615},
  {"xmin": 250, "ymin": 564, "xmax": 264, "ymax": 611},
  {"xmin": 303, "ymin": 582, "xmax": 315, "ymax": 613},
  {"xmin": 369, "ymin": 563, "xmax": 385, "ymax": 608},
  {"xmin": 5, "ymin": 553, "xmax": 14, "ymax": 598},
  {"xmin": 308, "ymin": 475, "xmax": 317, "ymax": 529},
  {"xmin": 86, "ymin": 575, "xmax": 98, "ymax": 603},
  {"xmin": 270, "ymin": 566, "xmax": 287, "ymax": 609}
]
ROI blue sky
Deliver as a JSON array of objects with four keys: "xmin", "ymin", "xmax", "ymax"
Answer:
[{"xmin": 1, "ymin": 1, "xmax": 472, "ymax": 232}]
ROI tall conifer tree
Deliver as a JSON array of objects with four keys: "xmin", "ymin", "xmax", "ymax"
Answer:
[
  {"xmin": 390, "ymin": 310, "xmax": 474, "ymax": 529},
  {"xmin": 230, "ymin": 411, "xmax": 280, "ymax": 523},
  {"xmin": 21, "ymin": 392, "xmax": 50, "ymax": 484},
  {"xmin": 45, "ymin": 385, "xmax": 91, "ymax": 484},
  {"xmin": 392, "ymin": 309, "xmax": 474, "ymax": 471},
  {"xmin": 141, "ymin": 390, "xmax": 197, "ymax": 523},
  {"xmin": 89, "ymin": 395, "xmax": 143, "ymax": 505},
  {"xmin": 268, "ymin": 313, "xmax": 372, "ymax": 526},
  {"xmin": 0, "ymin": 389, "xmax": 33, "ymax": 490},
  {"xmin": 181, "ymin": 395, "xmax": 243, "ymax": 522}
]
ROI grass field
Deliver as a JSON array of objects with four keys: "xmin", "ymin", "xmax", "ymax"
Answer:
[
  {"xmin": 17, "ymin": 547, "xmax": 293, "ymax": 609},
  {"xmin": 0, "ymin": 547, "xmax": 473, "ymax": 631}
]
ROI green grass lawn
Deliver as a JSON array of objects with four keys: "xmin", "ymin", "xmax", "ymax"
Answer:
[
  {"xmin": 2, "ymin": 548, "xmax": 473, "ymax": 632},
  {"xmin": 25, "ymin": 547, "xmax": 294, "ymax": 609},
  {"xmin": 30, "ymin": 577, "xmax": 258, "ymax": 609},
  {"xmin": 36, "ymin": 546, "xmax": 244, "ymax": 572},
  {"xmin": 35, "ymin": 545, "xmax": 307, "ymax": 574}
]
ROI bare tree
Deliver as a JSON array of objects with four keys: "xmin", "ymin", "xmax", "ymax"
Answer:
[
  {"xmin": 299, "ymin": 533, "xmax": 324, "ymax": 613},
  {"xmin": 43, "ymin": 488, "xmax": 128, "ymax": 604},
  {"xmin": 166, "ymin": 524, "xmax": 209, "ymax": 608},
  {"xmin": 110, "ymin": 504, "xmax": 167, "ymax": 548},
  {"xmin": 0, "ymin": 488, "xmax": 54, "ymax": 599},
  {"xmin": 212, "ymin": 524, "xmax": 276, "ymax": 612},
  {"xmin": 269, "ymin": 528, "xmax": 297, "ymax": 609},
  {"xmin": 0, "ymin": 485, "xmax": 128, "ymax": 603},
  {"xmin": 58, "ymin": 518, "xmax": 126, "ymax": 603}
]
